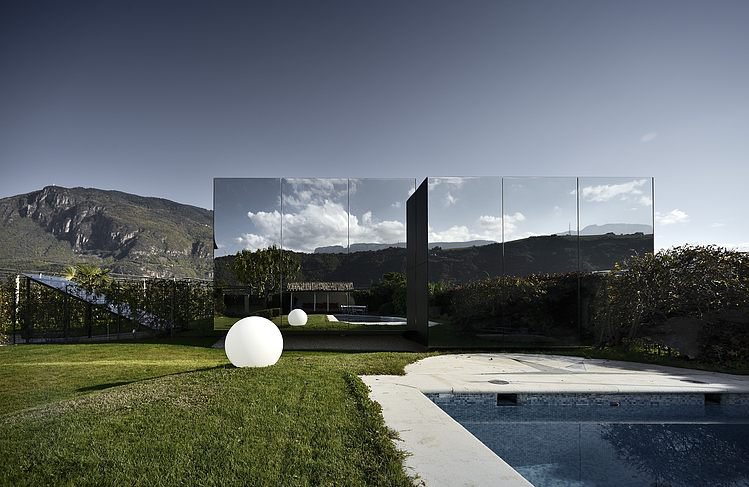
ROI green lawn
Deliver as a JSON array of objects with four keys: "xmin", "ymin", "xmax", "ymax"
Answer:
[
  {"xmin": 0, "ymin": 342, "xmax": 429, "ymax": 486},
  {"xmin": 214, "ymin": 314, "xmax": 407, "ymax": 333}
]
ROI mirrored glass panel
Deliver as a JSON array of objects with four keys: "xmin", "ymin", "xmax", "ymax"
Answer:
[
  {"xmin": 578, "ymin": 177, "xmax": 654, "ymax": 340},
  {"xmin": 281, "ymin": 178, "xmax": 349, "ymax": 327},
  {"xmin": 213, "ymin": 178, "xmax": 282, "ymax": 330},
  {"xmin": 345, "ymin": 178, "xmax": 414, "ymax": 327},
  {"xmin": 503, "ymin": 177, "xmax": 580, "ymax": 345},
  {"xmin": 427, "ymin": 177, "xmax": 502, "ymax": 347},
  {"xmin": 578, "ymin": 177, "xmax": 654, "ymax": 272}
]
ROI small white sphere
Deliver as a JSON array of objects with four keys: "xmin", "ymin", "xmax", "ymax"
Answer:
[
  {"xmin": 288, "ymin": 308, "xmax": 308, "ymax": 326},
  {"xmin": 224, "ymin": 316, "xmax": 283, "ymax": 367}
]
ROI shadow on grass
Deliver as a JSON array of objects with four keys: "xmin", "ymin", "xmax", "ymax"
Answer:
[
  {"xmin": 75, "ymin": 364, "xmax": 232, "ymax": 394},
  {"xmin": 77, "ymin": 381, "xmax": 135, "ymax": 392}
]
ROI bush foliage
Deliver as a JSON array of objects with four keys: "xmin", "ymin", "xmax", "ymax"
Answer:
[{"xmin": 594, "ymin": 245, "xmax": 749, "ymax": 363}]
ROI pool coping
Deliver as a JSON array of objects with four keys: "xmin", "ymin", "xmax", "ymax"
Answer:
[{"xmin": 361, "ymin": 353, "xmax": 749, "ymax": 486}]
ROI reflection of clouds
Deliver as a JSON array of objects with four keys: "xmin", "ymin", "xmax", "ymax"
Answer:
[
  {"xmin": 236, "ymin": 232, "xmax": 275, "ymax": 250},
  {"xmin": 239, "ymin": 202, "xmax": 405, "ymax": 252},
  {"xmin": 655, "ymin": 209, "xmax": 689, "ymax": 225},
  {"xmin": 580, "ymin": 179, "xmax": 649, "ymax": 203},
  {"xmin": 445, "ymin": 191, "xmax": 458, "ymax": 207},
  {"xmin": 283, "ymin": 178, "xmax": 348, "ymax": 208},
  {"xmin": 428, "ymin": 177, "xmax": 466, "ymax": 191},
  {"xmin": 429, "ymin": 213, "xmax": 527, "ymax": 242}
]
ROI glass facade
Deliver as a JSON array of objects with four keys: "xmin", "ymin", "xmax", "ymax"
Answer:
[
  {"xmin": 420, "ymin": 176, "xmax": 654, "ymax": 348},
  {"xmin": 214, "ymin": 176, "xmax": 653, "ymax": 345},
  {"xmin": 214, "ymin": 178, "xmax": 415, "ymax": 332}
]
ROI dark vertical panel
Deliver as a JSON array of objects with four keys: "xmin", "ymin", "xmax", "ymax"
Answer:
[{"xmin": 407, "ymin": 178, "xmax": 429, "ymax": 346}]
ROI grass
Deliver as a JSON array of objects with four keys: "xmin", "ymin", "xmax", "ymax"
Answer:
[
  {"xmin": 214, "ymin": 314, "xmax": 407, "ymax": 333},
  {"xmin": 0, "ymin": 342, "xmax": 430, "ymax": 486},
  {"xmin": 551, "ymin": 346, "xmax": 749, "ymax": 375}
]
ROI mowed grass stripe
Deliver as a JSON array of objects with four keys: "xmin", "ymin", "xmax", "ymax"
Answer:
[{"xmin": 1, "ymin": 344, "xmax": 430, "ymax": 486}]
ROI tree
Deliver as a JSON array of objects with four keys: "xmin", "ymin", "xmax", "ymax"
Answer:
[
  {"xmin": 64, "ymin": 264, "xmax": 113, "ymax": 338},
  {"xmin": 231, "ymin": 246, "xmax": 301, "ymax": 307},
  {"xmin": 64, "ymin": 263, "xmax": 112, "ymax": 295}
]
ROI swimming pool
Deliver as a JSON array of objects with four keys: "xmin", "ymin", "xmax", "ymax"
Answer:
[
  {"xmin": 429, "ymin": 392, "xmax": 749, "ymax": 487},
  {"xmin": 332, "ymin": 314, "xmax": 406, "ymax": 325}
]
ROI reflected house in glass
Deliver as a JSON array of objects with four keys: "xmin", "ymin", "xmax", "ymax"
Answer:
[
  {"xmin": 213, "ymin": 178, "xmax": 415, "ymax": 328},
  {"xmin": 214, "ymin": 177, "xmax": 653, "ymax": 348}
]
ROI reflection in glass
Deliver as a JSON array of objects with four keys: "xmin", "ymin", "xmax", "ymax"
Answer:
[
  {"xmin": 280, "ymin": 178, "xmax": 348, "ymax": 322},
  {"xmin": 213, "ymin": 178, "xmax": 283, "ymax": 327},
  {"xmin": 578, "ymin": 177, "xmax": 654, "ymax": 272},
  {"xmin": 502, "ymin": 177, "xmax": 580, "ymax": 345},
  {"xmin": 503, "ymin": 177, "xmax": 578, "ymax": 276},
  {"xmin": 426, "ymin": 177, "xmax": 502, "ymax": 347},
  {"xmin": 347, "ymin": 179, "xmax": 414, "ymax": 320}
]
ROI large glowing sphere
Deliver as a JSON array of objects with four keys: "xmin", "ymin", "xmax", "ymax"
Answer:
[
  {"xmin": 224, "ymin": 316, "xmax": 283, "ymax": 367},
  {"xmin": 288, "ymin": 308, "xmax": 308, "ymax": 326}
]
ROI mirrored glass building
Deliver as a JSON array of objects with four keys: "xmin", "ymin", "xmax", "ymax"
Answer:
[{"xmin": 214, "ymin": 177, "xmax": 654, "ymax": 348}]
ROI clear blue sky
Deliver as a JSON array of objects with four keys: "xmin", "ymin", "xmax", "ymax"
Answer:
[{"xmin": 1, "ymin": 0, "xmax": 747, "ymax": 250}]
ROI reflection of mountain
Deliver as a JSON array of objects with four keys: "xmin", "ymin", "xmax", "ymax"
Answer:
[
  {"xmin": 429, "ymin": 234, "xmax": 653, "ymax": 282},
  {"xmin": 215, "ymin": 234, "xmax": 653, "ymax": 287},
  {"xmin": 314, "ymin": 240, "xmax": 496, "ymax": 253},
  {"xmin": 556, "ymin": 223, "xmax": 653, "ymax": 236}
]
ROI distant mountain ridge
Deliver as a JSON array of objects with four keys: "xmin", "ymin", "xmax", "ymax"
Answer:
[
  {"xmin": 557, "ymin": 223, "xmax": 653, "ymax": 236},
  {"xmin": 0, "ymin": 186, "xmax": 213, "ymax": 278},
  {"xmin": 314, "ymin": 240, "xmax": 497, "ymax": 253}
]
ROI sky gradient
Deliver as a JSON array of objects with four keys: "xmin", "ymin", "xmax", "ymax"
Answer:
[{"xmin": 1, "ymin": 0, "xmax": 747, "ymax": 250}]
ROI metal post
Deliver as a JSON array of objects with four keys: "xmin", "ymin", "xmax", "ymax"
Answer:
[
  {"xmin": 577, "ymin": 177, "xmax": 582, "ymax": 339},
  {"xmin": 12, "ymin": 275, "xmax": 19, "ymax": 345},
  {"xmin": 170, "ymin": 278, "xmax": 175, "ymax": 337},
  {"xmin": 24, "ymin": 276, "xmax": 31, "ymax": 341},
  {"xmin": 63, "ymin": 286, "xmax": 69, "ymax": 339}
]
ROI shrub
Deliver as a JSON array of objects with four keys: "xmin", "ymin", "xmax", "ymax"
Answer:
[
  {"xmin": 593, "ymin": 245, "xmax": 749, "ymax": 354},
  {"xmin": 254, "ymin": 308, "xmax": 281, "ymax": 319}
]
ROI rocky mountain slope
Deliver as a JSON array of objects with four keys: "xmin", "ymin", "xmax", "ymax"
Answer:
[{"xmin": 0, "ymin": 186, "xmax": 212, "ymax": 278}]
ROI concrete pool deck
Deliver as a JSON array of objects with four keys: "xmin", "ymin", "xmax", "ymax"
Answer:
[{"xmin": 361, "ymin": 353, "xmax": 749, "ymax": 486}]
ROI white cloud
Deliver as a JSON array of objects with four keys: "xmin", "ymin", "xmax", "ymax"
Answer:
[
  {"xmin": 282, "ymin": 178, "xmax": 348, "ymax": 209},
  {"xmin": 638, "ymin": 196, "xmax": 653, "ymax": 206},
  {"xmin": 445, "ymin": 191, "xmax": 458, "ymax": 207},
  {"xmin": 655, "ymin": 209, "xmax": 689, "ymax": 225},
  {"xmin": 429, "ymin": 213, "xmax": 527, "ymax": 242},
  {"xmin": 640, "ymin": 132, "xmax": 658, "ymax": 143},
  {"xmin": 244, "ymin": 202, "xmax": 406, "ymax": 252},
  {"xmin": 580, "ymin": 179, "xmax": 648, "ymax": 203},
  {"xmin": 392, "ymin": 201, "xmax": 402, "ymax": 209},
  {"xmin": 429, "ymin": 225, "xmax": 472, "ymax": 243},
  {"xmin": 725, "ymin": 242, "xmax": 749, "ymax": 252},
  {"xmin": 236, "ymin": 232, "xmax": 274, "ymax": 251},
  {"xmin": 428, "ymin": 177, "xmax": 466, "ymax": 191},
  {"xmin": 711, "ymin": 222, "xmax": 726, "ymax": 228}
]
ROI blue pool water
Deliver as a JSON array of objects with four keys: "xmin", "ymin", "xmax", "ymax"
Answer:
[{"xmin": 430, "ymin": 393, "xmax": 749, "ymax": 487}]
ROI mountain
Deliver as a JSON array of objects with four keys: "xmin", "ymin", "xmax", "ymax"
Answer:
[
  {"xmin": 313, "ymin": 240, "xmax": 496, "ymax": 253},
  {"xmin": 0, "ymin": 186, "xmax": 213, "ymax": 278},
  {"xmin": 556, "ymin": 223, "xmax": 653, "ymax": 236},
  {"xmin": 216, "ymin": 233, "xmax": 653, "ymax": 288}
]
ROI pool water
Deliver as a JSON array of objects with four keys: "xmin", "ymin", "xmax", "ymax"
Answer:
[{"xmin": 430, "ymin": 393, "xmax": 749, "ymax": 487}]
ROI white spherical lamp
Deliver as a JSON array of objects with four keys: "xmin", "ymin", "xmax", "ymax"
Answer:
[
  {"xmin": 224, "ymin": 316, "xmax": 283, "ymax": 367},
  {"xmin": 288, "ymin": 308, "xmax": 308, "ymax": 327}
]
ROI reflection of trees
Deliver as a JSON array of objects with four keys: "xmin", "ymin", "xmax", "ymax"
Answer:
[
  {"xmin": 231, "ymin": 246, "xmax": 300, "ymax": 307},
  {"xmin": 600, "ymin": 423, "xmax": 749, "ymax": 486}
]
